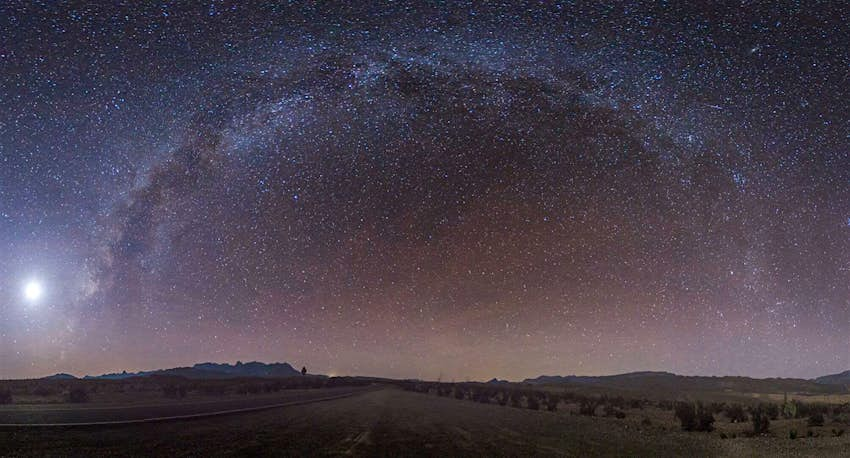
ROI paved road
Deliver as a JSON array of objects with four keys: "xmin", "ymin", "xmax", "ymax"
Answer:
[{"xmin": 0, "ymin": 386, "xmax": 372, "ymax": 426}]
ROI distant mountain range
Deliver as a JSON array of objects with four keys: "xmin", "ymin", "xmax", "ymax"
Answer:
[
  {"xmin": 44, "ymin": 361, "xmax": 304, "ymax": 380},
  {"xmin": 522, "ymin": 370, "xmax": 850, "ymax": 393},
  {"xmin": 41, "ymin": 365, "xmax": 850, "ymax": 389},
  {"xmin": 815, "ymin": 370, "xmax": 850, "ymax": 386}
]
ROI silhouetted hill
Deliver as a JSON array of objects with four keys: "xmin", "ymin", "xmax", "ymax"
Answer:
[
  {"xmin": 523, "ymin": 371, "xmax": 846, "ymax": 394},
  {"xmin": 84, "ymin": 361, "xmax": 303, "ymax": 380},
  {"xmin": 815, "ymin": 370, "xmax": 850, "ymax": 386},
  {"xmin": 43, "ymin": 373, "xmax": 77, "ymax": 380}
]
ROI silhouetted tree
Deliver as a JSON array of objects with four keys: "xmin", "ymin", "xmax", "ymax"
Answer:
[{"xmin": 301, "ymin": 366, "xmax": 307, "ymax": 376}]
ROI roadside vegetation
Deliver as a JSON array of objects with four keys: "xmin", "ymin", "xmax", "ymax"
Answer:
[
  {"xmin": 0, "ymin": 376, "xmax": 375, "ymax": 405},
  {"xmin": 397, "ymin": 380, "xmax": 850, "ymax": 441}
]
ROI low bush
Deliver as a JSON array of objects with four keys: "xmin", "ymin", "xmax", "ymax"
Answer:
[
  {"xmin": 510, "ymin": 393, "xmax": 521, "ymax": 408},
  {"xmin": 725, "ymin": 403, "xmax": 748, "ymax": 423},
  {"xmin": 33, "ymin": 385, "xmax": 55, "ymax": 397},
  {"xmin": 579, "ymin": 399, "xmax": 598, "ymax": 416},
  {"xmin": 526, "ymin": 394, "xmax": 540, "ymax": 410},
  {"xmin": 750, "ymin": 405, "xmax": 771, "ymax": 434},
  {"xmin": 67, "ymin": 387, "xmax": 89, "ymax": 403},
  {"xmin": 163, "ymin": 384, "xmax": 188, "ymax": 398},
  {"xmin": 675, "ymin": 402, "xmax": 696, "ymax": 431}
]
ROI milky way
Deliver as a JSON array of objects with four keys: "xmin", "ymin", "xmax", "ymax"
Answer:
[{"xmin": 1, "ymin": 2, "xmax": 848, "ymax": 380}]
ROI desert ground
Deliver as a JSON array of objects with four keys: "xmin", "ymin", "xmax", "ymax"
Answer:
[{"xmin": 1, "ymin": 377, "xmax": 849, "ymax": 457}]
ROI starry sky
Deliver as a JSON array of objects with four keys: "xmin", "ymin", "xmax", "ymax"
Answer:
[{"xmin": 1, "ymin": 2, "xmax": 848, "ymax": 381}]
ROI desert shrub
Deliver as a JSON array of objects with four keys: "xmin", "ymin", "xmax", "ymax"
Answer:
[
  {"xmin": 707, "ymin": 402, "xmax": 725, "ymax": 415},
  {"xmin": 510, "ymin": 392, "xmax": 521, "ymax": 408},
  {"xmin": 750, "ymin": 405, "xmax": 771, "ymax": 434},
  {"xmin": 579, "ymin": 399, "xmax": 598, "ymax": 416},
  {"xmin": 719, "ymin": 432, "xmax": 728, "ymax": 439},
  {"xmin": 264, "ymin": 381, "xmax": 283, "ymax": 393},
  {"xmin": 610, "ymin": 396, "xmax": 626, "ymax": 409},
  {"xmin": 526, "ymin": 394, "xmax": 540, "ymax": 410},
  {"xmin": 641, "ymin": 417, "xmax": 652, "ymax": 427},
  {"xmin": 237, "ymin": 383, "xmax": 262, "ymax": 395},
  {"xmin": 807, "ymin": 430, "xmax": 813, "ymax": 437},
  {"xmin": 782, "ymin": 397, "xmax": 797, "ymax": 419},
  {"xmin": 67, "ymin": 387, "xmax": 89, "ymax": 403},
  {"xmin": 789, "ymin": 429, "xmax": 798, "ymax": 440},
  {"xmin": 603, "ymin": 403, "xmax": 626, "ymax": 419},
  {"xmin": 0, "ymin": 389, "xmax": 12, "ymax": 404},
  {"xmin": 808, "ymin": 412, "xmax": 825, "ymax": 427},
  {"xmin": 832, "ymin": 428, "xmax": 845, "ymax": 437},
  {"xmin": 725, "ymin": 403, "xmax": 748, "ymax": 423},
  {"xmin": 546, "ymin": 395, "xmax": 559, "ymax": 412},
  {"xmin": 833, "ymin": 413, "xmax": 850, "ymax": 425},
  {"xmin": 675, "ymin": 402, "xmax": 714, "ymax": 432},
  {"xmin": 33, "ymin": 385, "xmax": 55, "ymax": 397},
  {"xmin": 696, "ymin": 404, "xmax": 715, "ymax": 432},
  {"xmin": 200, "ymin": 384, "xmax": 228, "ymax": 396},
  {"xmin": 675, "ymin": 402, "xmax": 697, "ymax": 431},
  {"xmin": 795, "ymin": 401, "xmax": 829, "ymax": 419},
  {"xmin": 765, "ymin": 403, "xmax": 780, "ymax": 420},
  {"xmin": 454, "ymin": 387, "xmax": 465, "ymax": 400},
  {"xmin": 163, "ymin": 384, "xmax": 188, "ymax": 398}
]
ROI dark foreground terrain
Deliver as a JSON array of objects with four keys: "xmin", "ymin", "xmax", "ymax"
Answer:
[
  {"xmin": 2, "ymin": 386, "xmax": 850, "ymax": 457},
  {"xmin": 0, "ymin": 386, "xmax": 367, "ymax": 425}
]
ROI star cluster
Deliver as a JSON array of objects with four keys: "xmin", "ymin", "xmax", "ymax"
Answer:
[{"xmin": 1, "ymin": 2, "xmax": 848, "ymax": 380}]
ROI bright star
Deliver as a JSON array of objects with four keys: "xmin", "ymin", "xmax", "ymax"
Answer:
[{"xmin": 23, "ymin": 280, "xmax": 43, "ymax": 302}]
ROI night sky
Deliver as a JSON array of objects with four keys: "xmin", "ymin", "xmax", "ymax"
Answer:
[{"xmin": 1, "ymin": 2, "xmax": 848, "ymax": 381}]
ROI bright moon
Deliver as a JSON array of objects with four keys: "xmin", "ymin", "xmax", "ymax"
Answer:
[{"xmin": 23, "ymin": 280, "xmax": 43, "ymax": 302}]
